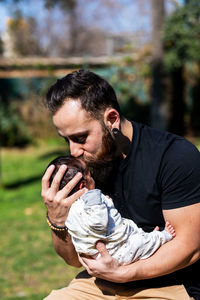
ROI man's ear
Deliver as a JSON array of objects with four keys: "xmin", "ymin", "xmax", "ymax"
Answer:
[{"xmin": 104, "ymin": 108, "xmax": 120, "ymax": 131}]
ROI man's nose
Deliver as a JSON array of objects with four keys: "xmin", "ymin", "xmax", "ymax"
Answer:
[{"xmin": 70, "ymin": 142, "xmax": 84, "ymax": 157}]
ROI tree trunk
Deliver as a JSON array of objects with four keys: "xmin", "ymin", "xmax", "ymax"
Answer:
[
  {"xmin": 68, "ymin": 6, "xmax": 78, "ymax": 55},
  {"xmin": 168, "ymin": 66, "xmax": 186, "ymax": 136},
  {"xmin": 151, "ymin": 0, "xmax": 167, "ymax": 131},
  {"xmin": 190, "ymin": 63, "xmax": 200, "ymax": 136}
]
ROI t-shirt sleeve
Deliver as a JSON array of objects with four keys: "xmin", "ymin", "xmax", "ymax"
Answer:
[{"xmin": 159, "ymin": 139, "xmax": 200, "ymax": 209}]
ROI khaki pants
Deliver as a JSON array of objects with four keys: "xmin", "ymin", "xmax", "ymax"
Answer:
[{"xmin": 44, "ymin": 271, "xmax": 193, "ymax": 300}]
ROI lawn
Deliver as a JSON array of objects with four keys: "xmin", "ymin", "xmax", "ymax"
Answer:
[
  {"xmin": 0, "ymin": 136, "xmax": 199, "ymax": 300},
  {"xmin": 0, "ymin": 139, "xmax": 81, "ymax": 300}
]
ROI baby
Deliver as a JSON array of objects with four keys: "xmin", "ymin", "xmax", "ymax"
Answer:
[{"xmin": 46, "ymin": 156, "xmax": 176, "ymax": 265}]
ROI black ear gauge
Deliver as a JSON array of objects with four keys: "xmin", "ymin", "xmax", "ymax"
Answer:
[{"xmin": 112, "ymin": 128, "xmax": 120, "ymax": 137}]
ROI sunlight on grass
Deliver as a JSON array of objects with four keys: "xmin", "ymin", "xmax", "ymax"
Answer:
[
  {"xmin": 0, "ymin": 140, "xmax": 81, "ymax": 300},
  {"xmin": 0, "ymin": 137, "xmax": 199, "ymax": 300}
]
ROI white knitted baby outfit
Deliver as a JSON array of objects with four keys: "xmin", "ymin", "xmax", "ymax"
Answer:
[{"xmin": 65, "ymin": 189, "xmax": 172, "ymax": 265}]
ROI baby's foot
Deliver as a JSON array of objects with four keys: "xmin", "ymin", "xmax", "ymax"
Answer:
[{"xmin": 165, "ymin": 221, "xmax": 176, "ymax": 238}]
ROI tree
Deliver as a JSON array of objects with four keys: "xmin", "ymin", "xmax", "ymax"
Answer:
[
  {"xmin": 186, "ymin": 0, "xmax": 200, "ymax": 135},
  {"xmin": 45, "ymin": 0, "xmax": 78, "ymax": 55},
  {"xmin": 0, "ymin": 37, "xmax": 3, "ymax": 56},
  {"xmin": 6, "ymin": 11, "xmax": 43, "ymax": 56},
  {"xmin": 151, "ymin": 0, "xmax": 166, "ymax": 131},
  {"xmin": 164, "ymin": 0, "xmax": 200, "ymax": 135},
  {"xmin": 164, "ymin": 2, "xmax": 188, "ymax": 135}
]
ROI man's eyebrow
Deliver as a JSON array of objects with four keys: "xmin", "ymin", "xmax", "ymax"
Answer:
[
  {"xmin": 70, "ymin": 131, "xmax": 88, "ymax": 138},
  {"xmin": 58, "ymin": 131, "xmax": 88, "ymax": 138}
]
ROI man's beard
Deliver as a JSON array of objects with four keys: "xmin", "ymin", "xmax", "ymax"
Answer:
[
  {"xmin": 82, "ymin": 124, "xmax": 121, "ymax": 193},
  {"xmin": 84, "ymin": 123, "xmax": 117, "ymax": 166}
]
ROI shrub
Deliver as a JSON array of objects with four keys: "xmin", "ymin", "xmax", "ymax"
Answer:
[{"xmin": 0, "ymin": 100, "xmax": 31, "ymax": 147}]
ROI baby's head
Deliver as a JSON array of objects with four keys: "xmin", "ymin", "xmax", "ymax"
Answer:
[{"xmin": 46, "ymin": 156, "xmax": 95, "ymax": 195}]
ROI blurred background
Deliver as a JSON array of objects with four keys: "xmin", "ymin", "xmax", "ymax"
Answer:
[{"xmin": 0, "ymin": 0, "xmax": 200, "ymax": 299}]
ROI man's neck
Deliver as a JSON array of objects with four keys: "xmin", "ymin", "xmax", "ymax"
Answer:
[
  {"xmin": 121, "ymin": 119, "xmax": 133, "ymax": 142},
  {"xmin": 116, "ymin": 119, "xmax": 133, "ymax": 159}
]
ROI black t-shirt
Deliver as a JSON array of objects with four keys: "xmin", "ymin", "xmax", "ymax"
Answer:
[{"xmin": 110, "ymin": 121, "xmax": 200, "ymax": 298}]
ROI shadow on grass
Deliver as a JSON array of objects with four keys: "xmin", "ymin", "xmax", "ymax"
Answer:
[
  {"xmin": 39, "ymin": 149, "xmax": 68, "ymax": 160},
  {"xmin": 3, "ymin": 174, "xmax": 42, "ymax": 189},
  {"xmin": 2, "ymin": 149, "xmax": 68, "ymax": 190}
]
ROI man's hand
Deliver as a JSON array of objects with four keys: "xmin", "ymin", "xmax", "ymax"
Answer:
[
  {"xmin": 79, "ymin": 241, "xmax": 125, "ymax": 283},
  {"xmin": 41, "ymin": 164, "xmax": 87, "ymax": 226}
]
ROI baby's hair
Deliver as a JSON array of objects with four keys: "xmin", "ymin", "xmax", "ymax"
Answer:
[{"xmin": 46, "ymin": 156, "xmax": 88, "ymax": 195}]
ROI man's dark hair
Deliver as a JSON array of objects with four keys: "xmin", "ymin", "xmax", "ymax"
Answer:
[
  {"xmin": 46, "ymin": 156, "xmax": 88, "ymax": 195},
  {"xmin": 45, "ymin": 69, "xmax": 123, "ymax": 120}
]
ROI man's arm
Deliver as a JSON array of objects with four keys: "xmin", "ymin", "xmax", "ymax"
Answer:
[
  {"xmin": 51, "ymin": 230, "xmax": 82, "ymax": 268},
  {"xmin": 80, "ymin": 202, "xmax": 200, "ymax": 282}
]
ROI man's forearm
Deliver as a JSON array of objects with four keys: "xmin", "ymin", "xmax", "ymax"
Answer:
[
  {"xmin": 119, "ymin": 204, "xmax": 200, "ymax": 283},
  {"xmin": 120, "ymin": 237, "xmax": 200, "ymax": 283},
  {"xmin": 51, "ymin": 230, "xmax": 82, "ymax": 268}
]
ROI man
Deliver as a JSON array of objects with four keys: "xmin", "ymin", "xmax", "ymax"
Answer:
[{"xmin": 42, "ymin": 70, "xmax": 200, "ymax": 300}]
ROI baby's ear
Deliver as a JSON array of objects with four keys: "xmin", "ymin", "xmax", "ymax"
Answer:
[{"xmin": 79, "ymin": 180, "xmax": 87, "ymax": 189}]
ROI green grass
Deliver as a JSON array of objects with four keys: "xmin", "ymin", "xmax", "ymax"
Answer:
[
  {"xmin": 1, "ymin": 136, "xmax": 199, "ymax": 300},
  {"xmin": 0, "ymin": 140, "xmax": 81, "ymax": 300}
]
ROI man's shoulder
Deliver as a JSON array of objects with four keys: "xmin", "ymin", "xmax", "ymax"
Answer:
[
  {"xmin": 135, "ymin": 122, "xmax": 178, "ymax": 144},
  {"xmin": 129, "ymin": 122, "xmax": 200, "ymax": 178},
  {"xmin": 133, "ymin": 121, "xmax": 199, "ymax": 155},
  {"xmin": 131, "ymin": 122, "xmax": 179, "ymax": 157}
]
